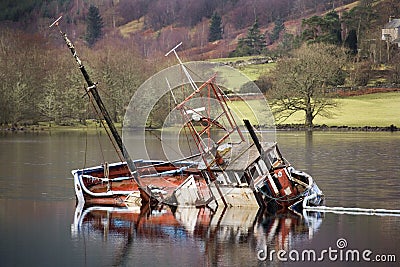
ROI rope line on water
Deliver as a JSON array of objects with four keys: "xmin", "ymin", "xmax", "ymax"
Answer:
[
  {"xmin": 304, "ymin": 205, "xmax": 400, "ymax": 216},
  {"xmin": 303, "ymin": 194, "xmax": 400, "ymax": 217}
]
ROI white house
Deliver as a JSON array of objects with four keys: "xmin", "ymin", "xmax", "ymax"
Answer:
[{"xmin": 382, "ymin": 17, "xmax": 400, "ymax": 47}]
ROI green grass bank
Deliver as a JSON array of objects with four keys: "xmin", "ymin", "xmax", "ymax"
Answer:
[{"xmin": 272, "ymin": 92, "xmax": 400, "ymax": 127}]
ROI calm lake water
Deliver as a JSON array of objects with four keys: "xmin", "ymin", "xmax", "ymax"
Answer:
[{"xmin": 0, "ymin": 131, "xmax": 399, "ymax": 266}]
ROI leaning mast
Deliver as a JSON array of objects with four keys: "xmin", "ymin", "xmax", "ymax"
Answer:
[{"xmin": 49, "ymin": 16, "xmax": 139, "ymax": 184}]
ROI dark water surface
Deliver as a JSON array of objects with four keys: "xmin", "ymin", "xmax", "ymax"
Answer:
[{"xmin": 0, "ymin": 131, "xmax": 399, "ymax": 266}]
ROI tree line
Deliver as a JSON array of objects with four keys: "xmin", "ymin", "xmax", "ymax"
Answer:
[{"xmin": 0, "ymin": 28, "xmax": 151, "ymax": 126}]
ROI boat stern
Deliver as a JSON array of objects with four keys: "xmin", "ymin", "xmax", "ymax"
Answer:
[{"xmin": 72, "ymin": 169, "xmax": 86, "ymax": 205}]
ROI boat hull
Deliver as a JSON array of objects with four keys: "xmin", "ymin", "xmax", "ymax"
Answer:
[
  {"xmin": 72, "ymin": 160, "xmax": 205, "ymax": 207},
  {"xmin": 73, "ymin": 159, "xmax": 324, "ymax": 211},
  {"xmin": 72, "ymin": 162, "xmax": 142, "ymax": 206}
]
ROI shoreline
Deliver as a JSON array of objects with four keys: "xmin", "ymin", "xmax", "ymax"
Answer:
[
  {"xmin": 277, "ymin": 124, "xmax": 399, "ymax": 132},
  {"xmin": 1, "ymin": 124, "xmax": 398, "ymax": 133}
]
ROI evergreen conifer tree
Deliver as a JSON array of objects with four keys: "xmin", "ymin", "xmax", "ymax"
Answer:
[
  {"xmin": 246, "ymin": 19, "xmax": 265, "ymax": 54},
  {"xmin": 209, "ymin": 12, "xmax": 223, "ymax": 42},
  {"xmin": 232, "ymin": 19, "xmax": 266, "ymax": 56},
  {"xmin": 85, "ymin": 5, "xmax": 103, "ymax": 47},
  {"xmin": 345, "ymin": 29, "xmax": 358, "ymax": 55},
  {"xmin": 270, "ymin": 17, "xmax": 284, "ymax": 44}
]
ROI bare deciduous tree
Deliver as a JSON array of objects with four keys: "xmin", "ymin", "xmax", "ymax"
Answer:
[{"xmin": 270, "ymin": 43, "xmax": 347, "ymax": 128}]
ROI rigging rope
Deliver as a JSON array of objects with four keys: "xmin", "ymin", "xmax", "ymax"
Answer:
[
  {"xmin": 94, "ymin": 119, "xmax": 106, "ymax": 164},
  {"xmin": 87, "ymin": 88, "xmax": 125, "ymax": 163},
  {"xmin": 83, "ymin": 94, "xmax": 89, "ymax": 170},
  {"xmin": 147, "ymin": 130, "xmax": 187, "ymax": 161},
  {"xmin": 81, "ymin": 87, "xmax": 133, "ymax": 179}
]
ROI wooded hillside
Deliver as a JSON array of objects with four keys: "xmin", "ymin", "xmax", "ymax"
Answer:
[
  {"xmin": 1, "ymin": 0, "xmax": 400, "ymax": 127},
  {"xmin": 1, "ymin": 0, "xmax": 360, "ymax": 57}
]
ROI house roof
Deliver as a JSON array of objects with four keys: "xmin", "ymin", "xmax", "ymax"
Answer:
[{"xmin": 384, "ymin": 19, "xmax": 400, "ymax": 29}]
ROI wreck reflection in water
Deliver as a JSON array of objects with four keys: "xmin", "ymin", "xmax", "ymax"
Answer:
[{"xmin": 72, "ymin": 204, "xmax": 322, "ymax": 266}]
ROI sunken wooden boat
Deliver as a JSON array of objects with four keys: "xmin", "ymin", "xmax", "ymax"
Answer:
[
  {"xmin": 72, "ymin": 131, "xmax": 324, "ymax": 212},
  {"xmin": 52, "ymin": 17, "xmax": 323, "ymax": 212}
]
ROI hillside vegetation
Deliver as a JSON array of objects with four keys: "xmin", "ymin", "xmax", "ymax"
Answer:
[
  {"xmin": 1, "ymin": 0, "xmax": 400, "ymax": 129},
  {"xmin": 1, "ymin": 0, "xmax": 400, "ymax": 60},
  {"xmin": 0, "ymin": 0, "xmax": 361, "ymax": 58}
]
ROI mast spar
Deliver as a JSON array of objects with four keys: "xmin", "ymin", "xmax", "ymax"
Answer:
[{"xmin": 49, "ymin": 16, "xmax": 140, "ymax": 186}]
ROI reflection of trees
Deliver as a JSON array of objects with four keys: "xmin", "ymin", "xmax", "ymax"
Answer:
[{"xmin": 72, "ymin": 204, "xmax": 323, "ymax": 265}]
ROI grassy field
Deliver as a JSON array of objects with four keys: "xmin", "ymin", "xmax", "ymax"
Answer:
[
  {"xmin": 119, "ymin": 17, "xmax": 145, "ymax": 37},
  {"xmin": 208, "ymin": 56, "xmax": 399, "ymax": 127},
  {"xmin": 208, "ymin": 56, "xmax": 275, "ymax": 81},
  {"xmin": 228, "ymin": 92, "xmax": 400, "ymax": 127},
  {"xmin": 235, "ymin": 63, "xmax": 275, "ymax": 81},
  {"xmin": 271, "ymin": 92, "xmax": 400, "ymax": 127}
]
